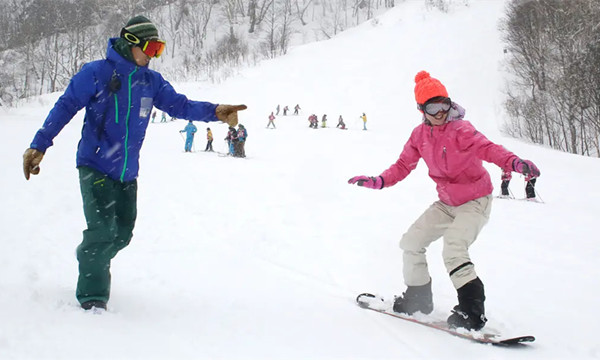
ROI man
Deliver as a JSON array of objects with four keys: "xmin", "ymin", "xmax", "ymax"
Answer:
[
  {"xmin": 180, "ymin": 120, "xmax": 197, "ymax": 152},
  {"xmin": 22, "ymin": 15, "xmax": 246, "ymax": 311}
]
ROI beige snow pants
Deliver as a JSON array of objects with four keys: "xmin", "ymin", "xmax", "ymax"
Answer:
[{"xmin": 399, "ymin": 195, "xmax": 492, "ymax": 290}]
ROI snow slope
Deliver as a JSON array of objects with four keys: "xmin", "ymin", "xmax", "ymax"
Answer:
[{"xmin": 1, "ymin": 1, "xmax": 599, "ymax": 359}]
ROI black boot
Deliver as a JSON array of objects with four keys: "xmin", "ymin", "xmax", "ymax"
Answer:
[
  {"xmin": 81, "ymin": 300, "xmax": 107, "ymax": 311},
  {"xmin": 393, "ymin": 279, "xmax": 433, "ymax": 315},
  {"xmin": 525, "ymin": 178, "xmax": 536, "ymax": 199},
  {"xmin": 447, "ymin": 277, "xmax": 487, "ymax": 331},
  {"xmin": 500, "ymin": 180, "xmax": 510, "ymax": 196}
]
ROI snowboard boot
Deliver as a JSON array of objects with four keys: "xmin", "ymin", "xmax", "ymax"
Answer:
[
  {"xmin": 393, "ymin": 279, "xmax": 433, "ymax": 315},
  {"xmin": 447, "ymin": 277, "xmax": 487, "ymax": 331},
  {"xmin": 81, "ymin": 300, "xmax": 107, "ymax": 311}
]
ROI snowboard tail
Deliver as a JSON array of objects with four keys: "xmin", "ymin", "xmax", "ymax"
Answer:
[{"xmin": 356, "ymin": 293, "xmax": 535, "ymax": 346}]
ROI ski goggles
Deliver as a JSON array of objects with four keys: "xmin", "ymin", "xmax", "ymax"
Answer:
[
  {"xmin": 419, "ymin": 97, "xmax": 452, "ymax": 116},
  {"xmin": 120, "ymin": 28, "xmax": 166, "ymax": 58}
]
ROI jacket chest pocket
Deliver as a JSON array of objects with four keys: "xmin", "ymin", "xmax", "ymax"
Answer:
[{"xmin": 139, "ymin": 97, "xmax": 153, "ymax": 118}]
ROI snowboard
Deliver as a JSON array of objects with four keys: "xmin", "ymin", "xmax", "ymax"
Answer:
[{"xmin": 356, "ymin": 293, "xmax": 535, "ymax": 346}]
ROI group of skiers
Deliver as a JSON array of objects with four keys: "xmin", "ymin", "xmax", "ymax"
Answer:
[
  {"xmin": 307, "ymin": 114, "xmax": 349, "ymax": 129},
  {"xmin": 178, "ymin": 120, "xmax": 248, "ymax": 157},
  {"xmin": 275, "ymin": 104, "xmax": 301, "ymax": 116},
  {"xmin": 151, "ymin": 110, "xmax": 175, "ymax": 123},
  {"xmin": 225, "ymin": 124, "xmax": 248, "ymax": 158},
  {"xmin": 499, "ymin": 169, "xmax": 538, "ymax": 199},
  {"xmin": 270, "ymin": 103, "xmax": 364, "ymax": 131}
]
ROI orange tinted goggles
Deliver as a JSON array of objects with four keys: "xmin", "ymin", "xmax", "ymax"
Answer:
[
  {"xmin": 142, "ymin": 39, "xmax": 166, "ymax": 58},
  {"xmin": 121, "ymin": 28, "xmax": 166, "ymax": 58}
]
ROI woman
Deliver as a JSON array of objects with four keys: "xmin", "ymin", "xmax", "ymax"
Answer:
[{"xmin": 348, "ymin": 71, "xmax": 540, "ymax": 330}]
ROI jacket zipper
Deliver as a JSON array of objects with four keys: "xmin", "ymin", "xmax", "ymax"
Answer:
[
  {"xmin": 119, "ymin": 67, "xmax": 138, "ymax": 182},
  {"xmin": 442, "ymin": 146, "xmax": 448, "ymax": 170}
]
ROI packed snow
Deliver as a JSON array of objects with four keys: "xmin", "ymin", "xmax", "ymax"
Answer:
[{"xmin": 1, "ymin": 1, "xmax": 599, "ymax": 359}]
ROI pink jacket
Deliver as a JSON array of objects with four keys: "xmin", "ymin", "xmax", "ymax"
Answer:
[{"xmin": 380, "ymin": 104, "xmax": 517, "ymax": 206}]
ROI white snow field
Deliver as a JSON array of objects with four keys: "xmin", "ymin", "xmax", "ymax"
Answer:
[{"xmin": 1, "ymin": 1, "xmax": 599, "ymax": 359}]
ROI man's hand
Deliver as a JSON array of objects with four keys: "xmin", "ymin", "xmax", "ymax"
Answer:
[
  {"xmin": 216, "ymin": 104, "xmax": 247, "ymax": 127},
  {"xmin": 23, "ymin": 148, "xmax": 44, "ymax": 180}
]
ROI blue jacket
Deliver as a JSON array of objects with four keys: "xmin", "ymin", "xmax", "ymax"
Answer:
[
  {"xmin": 30, "ymin": 38, "xmax": 219, "ymax": 182},
  {"xmin": 181, "ymin": 122, "xmax": 197, "ymax": 138}
]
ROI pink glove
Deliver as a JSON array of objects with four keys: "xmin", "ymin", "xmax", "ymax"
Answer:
[
  {"xmin": 348, "ymin": 175, "xmax": 384, "ymax": 189},
  {"xmin": 512, "ymin": 158, "xmax": 540, "ymax": 178}
]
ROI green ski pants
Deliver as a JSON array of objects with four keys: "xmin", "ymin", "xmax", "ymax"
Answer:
[{"xmin": 76, "ymin": 166, "xmax": 137, "ymax": 304}]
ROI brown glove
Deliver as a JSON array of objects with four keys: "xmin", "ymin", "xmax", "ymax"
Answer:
[
  {"xmin": 23, "ymin": 148, "xmax": 44, "ymax": 180},
  {"xmin": 215, "ymin": 104, "xmax": 247, "ymax": 127}
]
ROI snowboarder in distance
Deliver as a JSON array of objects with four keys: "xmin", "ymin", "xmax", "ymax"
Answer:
[
  {"xmin": 160, "ymin": 111, "xmax": 167, "ymax": 123},
  {"xmin": 180, "ymin": 120, "xmax": 197, "ymax": 152},
  {"xmin": 267, "ymin": 112, "xmax": 276, "ymax": 129},
  {"xmin": 321, "ymin": 114, "xmax": 328, "ymax": 128},
  {"xmin": 151, "ymin": 111, "xmax": 157, "ymax": 123},
  {"xmin": 294, "ymin": 104, "xmax": 301, "ymax": 115},
  {"xmin": 276, "ymin": 104, "xmax": 280, "ymax": 115},
  {"xmin": 283, "ymin": 105, "xmax": 289, "ymax": 116},
  {"xmin": 348, "ymin": 71, "xmax": 541, "ymax": 331},
  {"xmin": 205, "ymin": 127, "xmax": 214, "ymax": 152},
  {"xmin": 21, "ymin": 15, "xmax": 247, "ymax": 312},
  {"xmin": 336, "ymin": 115, "xmax": 346, "ymax": 130},
  {"xmin": 360, "ymin": 112, "xmax": 367, "ymax": 130}
]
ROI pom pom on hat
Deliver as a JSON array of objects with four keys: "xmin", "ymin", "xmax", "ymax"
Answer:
[{"xmin": 414, "ymin": 71, "xmax": 448, "ymax": 105}]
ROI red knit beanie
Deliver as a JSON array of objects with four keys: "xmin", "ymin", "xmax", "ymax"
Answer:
[{"xmin": 414, "ymin": 71, "xmax": 448, "ymax": 105}]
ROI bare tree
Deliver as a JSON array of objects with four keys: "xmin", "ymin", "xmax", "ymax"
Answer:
[{"xmin": 502, "ymin": 0, "xmax": 600, "ymax": 156}]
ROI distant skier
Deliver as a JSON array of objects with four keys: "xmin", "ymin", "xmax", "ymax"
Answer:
[
  {"xmin": 321, "ymin": 114, "xmax": 328, "ymax": 128},
  {"xmin": 180, "ymin": 120, "xmax": 197, "ymax": 152},
  {"xmin": 151, "ymin": 111, "xmax": 157, "ymax": 123},
  {"xmin": 237, "ymin": 124, "xmax": 248, "ymax": 158},
  {"xmin": 225, "ymin": 126, "xmax": 238, "ymax": 156},
  {"xmin": 499, "ymin": 169, "xmax": 512, "ymax": 198},
  {"xmin": 348, "ymin": 71, "xmax": 541, "ymax": 331},
  {"xmin": 499, "ymin": 169, "xmax": 537, "ymax": 200},
  {"xmin": 161, "ymin": 111, "xmax": 167, "ymax": 123},
  {"xmin": 276, "ymin": 104, "xmax": 280, "ymax": 115},
  {"xmin": 360, "ymin": 112, "xmax": 367, "ymax": 130},
  {"xmin": 267, "ymin": 112, "xmax": 276, "ymax": 129},
  {"xmin": 205, "ymin": 127, "xmax": 214, "ymax": 152},
  {"xmin": 294, "ymin": 104, "xmax": 301, "ymax": 115},
  {"xmin": 308, "ymin": 114, "xmax": 318, "ymax": 129},
  {"xmin": 525, "ymin": 176, "xmax": 537, "ymax": 200},
  {"xmin": 336, "ymin": 115, "xmax": 346, "ymax": 130},
  {"xmin": 283, "ymin": 105, "xmax": 289, "ymax": 116}
]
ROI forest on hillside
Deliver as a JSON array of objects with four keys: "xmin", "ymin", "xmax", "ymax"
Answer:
[
  {"xmin": 502, "ymin": 0, "xmax": 600, "ymax": 156},
  {"xmin": 0, "ymin": 0, "xmax": 398, "ymax": 106}
]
